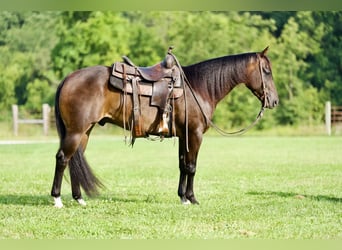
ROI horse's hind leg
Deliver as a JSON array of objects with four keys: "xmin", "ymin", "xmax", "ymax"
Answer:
[
  {"xmin": 51, "ymin": 149, "xmax": 68, "ymax": 208},
  {"xmin": 51, "ymin": 133, "xmax": 82, "ymax": 208},
  {"xmin": 70, "ymin": 126, "xmax": 95, "ymax": 206}
]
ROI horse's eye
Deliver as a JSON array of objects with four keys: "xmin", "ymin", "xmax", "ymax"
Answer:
[{"xmin": 263, "ymin": 66, "xmax": 271, "ymax": 75}]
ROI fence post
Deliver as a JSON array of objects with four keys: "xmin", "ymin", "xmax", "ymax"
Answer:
[
  {"xmin": 42, "ymin": 104, "xmax": 50, "ymax": 136},
  {"xmin": 12, "ymin": 104, "xmax": 19, "ymax": 136},
  {"xmin": 325, "ymin": 101, "xmax": 331, "ymax": 136}
]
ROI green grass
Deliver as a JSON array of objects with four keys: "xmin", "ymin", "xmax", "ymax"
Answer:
[{"xmin": 0, "ymin": 135, "xmax": 341, "ymax": 239}]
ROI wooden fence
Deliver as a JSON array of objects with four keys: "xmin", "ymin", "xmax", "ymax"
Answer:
[
  {"xmin": 331, "ymin": 106, "xmax": 342, "ymax": 124},
  {"xmin": 12, "ymin": 104, "xmax": 51, "ymax": 136},
  {"xmin": 325, "ymin": 101, "xmax": 342, "ymax": 135}
]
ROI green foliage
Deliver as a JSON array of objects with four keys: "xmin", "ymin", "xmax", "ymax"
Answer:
[
  {"xmin": 271, "ymin": 12, "xmax": 327, "ymax": 126},
  {"xmin": 214, "ymin": 86, "xmax": 261, "ymax": 129},
  {"xmin": 0, "ymin": 11, "xmax": 341, "ymax": 129},
  {"xmin": 0, "ymin": 11, "xmax": 58, "ymax": 116},
  {"xmin": 0, "ymin": 47, "xmax": 17, "ymax": 115},
  {"xmin": 305, "ymin": 12, "xmax": 342, "ymax": 106},
  {"xmin": 149, "ymin": 12, "xmax": 276, "ymax": 64},
  {"xmin": 25, "ymin": 79, "xmax": 53, "ymax": 113}
]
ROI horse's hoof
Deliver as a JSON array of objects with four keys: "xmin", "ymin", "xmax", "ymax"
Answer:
[
  {"xmin": 77, "ymin": 198, "xmax": 87, "ymax": 206},
  {"xmin": 53, "ymin": 197, "xmax": 63, "ymax": 208},
  {"xmin": 191, "ymin": 200, "xmax": 200, "ymax": 205},
  {"xmin": 180, "ymin": 197, "xmax": 191, "ymax": 205},
  {"xmin": 187, "ymin": 196, "xmax": 199, "ymax": 205}
]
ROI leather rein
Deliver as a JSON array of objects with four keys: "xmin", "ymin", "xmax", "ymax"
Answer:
[
  {"xmin": 208, "ymin": 54, "xmax": 268, "ymax": 136},
  {"xmin": 170, "ymin": 52, "xmax": 268, "ymax": 144}
]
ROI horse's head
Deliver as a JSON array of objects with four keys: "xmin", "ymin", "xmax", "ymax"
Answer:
[{"xmin": 246, "ymin": 47, "xmax": 279, "ymax": 109}]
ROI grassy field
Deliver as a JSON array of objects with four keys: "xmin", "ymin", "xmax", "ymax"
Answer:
[{"xmin": 0, "ymin": 135, "xmax": 341, "ymax": 239}]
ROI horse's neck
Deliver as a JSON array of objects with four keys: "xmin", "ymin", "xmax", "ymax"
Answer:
[
  {"xmin": 183, "ymin": 58, "xmax": 248, "ymax": 106},
  {"xmin": 212, "ymin": 65, "xmax": 246, "ymax": 103}
]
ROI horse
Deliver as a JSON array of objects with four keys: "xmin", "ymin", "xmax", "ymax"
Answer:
[{"xmin": 51, "ymin": 47, "xmax": 279, "ymax": 208}]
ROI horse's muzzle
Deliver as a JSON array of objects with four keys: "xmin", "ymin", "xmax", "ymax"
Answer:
[{"xmin": 265, "ymin": 94, "xmax": 279, "ymax": 109}]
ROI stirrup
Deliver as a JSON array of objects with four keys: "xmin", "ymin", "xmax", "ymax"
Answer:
[{"xmin": 158, "ymin": 113, "xmax": 169, "ymax": 135}]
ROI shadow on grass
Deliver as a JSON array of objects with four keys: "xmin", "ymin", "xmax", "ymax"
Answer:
[
  {"xmin": 0, "ymin": 194, "xmax": 52, "ymax": 206},
  {"xmin": 95, "ymin": 193, "xmax": 165, "ymax": 204},
  {"xmin": 247, "ymin": 191, "xmax": 342, "ymax": 203},
  {"xmin": 0, "ymin": 194, "xmax": 163, "ymax": 206}
]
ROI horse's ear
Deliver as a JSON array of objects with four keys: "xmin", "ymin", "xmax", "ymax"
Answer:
[{"xmin": 260, "ymin": 46, "xmax": 269, "ymax": 57}]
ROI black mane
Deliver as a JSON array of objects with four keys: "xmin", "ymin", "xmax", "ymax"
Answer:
[{"xmin": 182, "ymin": 52, "xmax": 257, "ymax": 103}]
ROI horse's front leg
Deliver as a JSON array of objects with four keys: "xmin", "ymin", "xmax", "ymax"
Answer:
[{"xmin": 177, "ymin": 135, "xmax": 202, "ymax": 205}]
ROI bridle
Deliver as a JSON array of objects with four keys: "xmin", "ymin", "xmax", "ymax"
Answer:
[{"xmin": 255, "ymin": 54, "xmax": 269, "ymax": 110}]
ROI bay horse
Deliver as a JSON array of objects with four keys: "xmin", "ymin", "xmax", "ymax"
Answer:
[{"xmin": 51, "ymin": 47, "xmax": 278, "ymax": 208}]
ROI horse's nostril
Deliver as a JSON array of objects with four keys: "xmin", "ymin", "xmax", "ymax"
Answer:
[{"xmin": 274, "ymin": 100, "xmax": 279, "ymax": 106}]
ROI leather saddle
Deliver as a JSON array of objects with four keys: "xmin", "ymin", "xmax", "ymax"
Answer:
[
  {"xmin": 109, "ymin": 47, "xmax": 184, "ymax": 138},
  {"xmin": 121, "ymin": 54, "xmax": 181, "ymax": 85},
  {"xmin": 109, "ymin": 49, "xmax": 183, "ymax": 105}
]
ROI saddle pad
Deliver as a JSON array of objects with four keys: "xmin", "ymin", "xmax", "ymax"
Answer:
[{"xmin": 109, "ymin": 75, "xmax": 183, "ymax": 98}]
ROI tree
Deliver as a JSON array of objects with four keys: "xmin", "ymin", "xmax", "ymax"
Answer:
[
  {"xmin": 302, "ymin": 12, "xmax": 342, "ymax": 106},
  {"xmin": 272, "ymin": 12, "xmax": 325, "ymax": 125},
  {"xmin": 52, "ymin": 11, "xmax": 133, "ymax": 79},
  {"xmin": 0, "ymin": 11, "xmax": 59, "ymax": 117},
  {"xmin": 0, "ymin": 10, "xmax": 341, "ymax": 130}
]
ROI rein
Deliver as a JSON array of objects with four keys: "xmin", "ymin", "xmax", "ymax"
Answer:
[
  {"xmin": 207, "ymin": 54, "xmax": 268, "ymax": 136},
  {"xmin": 170, "ymin": 51, "xmax": 267, "ymax": 142}
]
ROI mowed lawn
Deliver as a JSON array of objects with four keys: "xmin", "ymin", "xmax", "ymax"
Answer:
[{"xmin": 0, "ymin": 135, "xmax": 341, "ymax": 239}]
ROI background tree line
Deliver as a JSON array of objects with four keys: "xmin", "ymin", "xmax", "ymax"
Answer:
[{"xmin": 0, "ymin": 11, "xmax": 341, "ymax": 130}]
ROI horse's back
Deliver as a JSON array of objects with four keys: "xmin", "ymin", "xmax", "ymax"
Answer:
[{"xmin": 61, "ymin": 65, "xmax": 110, "ymax": 92}]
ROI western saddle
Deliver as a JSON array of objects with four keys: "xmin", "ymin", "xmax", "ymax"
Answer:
[{"xmin": 109, "ymin": 47, "xmax": 183, "ymax": 138}]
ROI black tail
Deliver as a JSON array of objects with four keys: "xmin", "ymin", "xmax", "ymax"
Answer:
[
  {"xmin": 69, "ymin": 147, "xmax": 104, "ymax": 197},
  {"xmin": 55, "ymin": 78, "xmax": 104, "ymax": 197},
  {"xmin": 55, "ymin": 79, "xmax": 67, "ymax": 141}
]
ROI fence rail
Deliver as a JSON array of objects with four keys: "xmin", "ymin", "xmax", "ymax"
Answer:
[
  {"xmin": 12, "ymin": 104, "xmax": 51, "ymax": 136},
  {"xmin": 331, "ymin": 106, "xmax": 342, "ymax": 124},
  {"xmin": 325, "ymin": 101, "xmax": 342, "ymax": 135}
]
